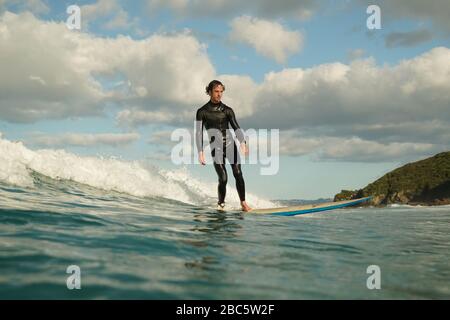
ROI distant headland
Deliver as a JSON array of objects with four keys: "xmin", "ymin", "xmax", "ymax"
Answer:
[{"xmin": 334, "ymin": 151, "xmax": 450, "ymax": 206}]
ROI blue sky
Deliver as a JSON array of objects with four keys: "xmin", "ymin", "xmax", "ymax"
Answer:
[{"xmin": 0, "ymin": 0, "xmax": 449, "ymax": 200}]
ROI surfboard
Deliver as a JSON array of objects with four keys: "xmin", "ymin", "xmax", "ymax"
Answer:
[{"xmin": 250, "ymin": 196, "xmax": 372, "ymax": 216}]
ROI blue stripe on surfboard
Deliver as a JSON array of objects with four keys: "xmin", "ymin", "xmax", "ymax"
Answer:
[{"xmin": 271, "ymin": 196, "xmax": 372, "ymax": 216}]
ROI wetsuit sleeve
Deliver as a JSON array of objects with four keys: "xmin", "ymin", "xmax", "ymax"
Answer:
[
  {"xmin": 227, "ymin": 108, "xmax": 246, "ymax": 144},
  {"xmin": 195, "ymin": 109, "xmax": 204, "ymax": 152}
]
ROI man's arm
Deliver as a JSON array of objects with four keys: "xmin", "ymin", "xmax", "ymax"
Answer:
[
  {"xmin": 227, "ymin": 107, "xmax": 246, "ymax": 144},
  {"xmin": 195, "ymin": 109, "xmax": 204, "ymax": 153}
]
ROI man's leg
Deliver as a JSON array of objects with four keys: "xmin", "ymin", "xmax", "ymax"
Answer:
[
  {"xmin": 227, "ymin": 142, "xmax": 252, "ymax": 211},
  {"xmin": 231, "ymin": 163, "xmax": 246, "ymax": 202},
  {"xmin": 212, "ymin": 147, "xmax": 227, "ymax": 205},
  {"xmin": 213, "ymin": 162, "xmax": 227, "ymax": 205}
]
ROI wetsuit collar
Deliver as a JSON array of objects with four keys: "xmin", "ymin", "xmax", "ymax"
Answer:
[
  {"xmin": 208, "ymin": 100, "xmax": 223, "ymax": 111},
  {"xmin": 209, "ymin": 99, "xmax": 221, "ymax": 105}
]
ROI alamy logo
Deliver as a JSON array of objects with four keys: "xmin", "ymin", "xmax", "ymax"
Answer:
[
  {"xmin": 66, "ymin": 265, "xmax": 81, "ymax": 290},
  {"xmin": 170, "ymin": 124, "xmax": 280, "ymax": 175},
  {"xmin": 366, "ymin": 265, "xmax": 381, "ymax": 290},
  {"xmin": 366, "ymin": 5, "xmax": 381, "ymax": 30},
  {"xmin": 66, "ymin": 5, "xmax": 81, "ymax": 30}
]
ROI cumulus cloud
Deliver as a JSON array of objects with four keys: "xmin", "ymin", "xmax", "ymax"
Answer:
[
  {"xmin": 144, "ymin": 126, "xmax": 446, "ymax": 162},
  {"xmin": 278, "ymin": 131, "xmax": 442, "ymax": 162},
  {"xmin": 347, "ymin": 48, "xmax": 366, "ymax": 61},
  {"xmin": 385, "ymin": 29, "xmax": 433, "ymax": 48},
  {"xmin": 81, "ymin": 0, "xmax": 118, "ymax": 20},
  {"xmin": 30, "ymin": 132, "xmax": 140, "ymax": 147},
  {"xmin": 278, "ymin": 132, "xmax": 322, "ymax": 157},
  {"xmin": 116, "ymin": 73, "xmax": 258, "ymax": 127},
  {"xmin": 148, "ymin": 130, "xmax": 174, "ymax": 146},
  {"xmin": 245, "ymin": 47, "xmax": 450, "ymax": 133},
  {"xmin": 80, "ymin": 0, "xmax": 138, "ymax": 31},
  {"xmin": 233, "ymin": 47, "xmax": 450, "ymax": 161},
  {"xmin": 2, "ymin": 11, "xmax": 449, "ymax": 163},
  {"xmin": 146, "ymin": 129, "xmax": 194, "ymax": 162},
  {"xmin": 103, "ymin": 9, "xmax": 131, "ymax": 30},
  {"xmin": 116, "ymin": 109, "xmax": 193, "ymax": 127},
  {"xmin": 229, "ymin": 15, "xmax": 303, "ymax": 64},
  {"xmin": 0, "ymin": 11, "xmax": 107, "ymax": 123},
  {"xmin": 0, "ymin": 11, "xmax": 215, "ymax": 123},
  {"xmin": 217, "ymin": 74, "xmax": 259, "ymax": 117},
  {"xmin": 0, "ymin": 0, "xmax": 49, "ymax": 14},
  {"xmin": 319, "ymin": 137, "xmax": 438, "ymax": 163},
  {"xmin": 321, "ymin": 120, "xmax": 450, "ymax": 146}
]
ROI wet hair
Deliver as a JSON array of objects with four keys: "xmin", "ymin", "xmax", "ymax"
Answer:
[{"xmin": 205, "ymin": 80, "xmax": 225, "ymax": 95}]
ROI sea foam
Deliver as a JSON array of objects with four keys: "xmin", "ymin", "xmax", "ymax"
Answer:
[{"xmin": 0, "ymin": 133, "xmax": 276, "ymax": 209}]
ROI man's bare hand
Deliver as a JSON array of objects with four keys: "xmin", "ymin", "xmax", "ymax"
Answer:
[
  {"xmin": 198, "ymin": 151, "xmax": 206, "ymax": 165},
  {"xmin": 240, "ymin": 142, "xmax": 249, "ymax": 155}
]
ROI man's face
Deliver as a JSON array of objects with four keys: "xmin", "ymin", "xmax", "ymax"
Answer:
[{"xmin": 209, "ymin": 85, "xmax": 224, "ymax": 103}]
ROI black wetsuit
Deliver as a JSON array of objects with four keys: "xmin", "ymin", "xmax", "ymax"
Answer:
[{"xmin": 196, "ymin": 100, "xmax": 246, "ymax": 204}]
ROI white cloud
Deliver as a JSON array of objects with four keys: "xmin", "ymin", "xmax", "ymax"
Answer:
[
  {"xmin": 103, "ymin": 9, "xmax": 130, "ymax": 30},
  {"xmin": 148, "ymin": 130, "xmax": 174, "ymax": 145},
  {"xmin": 228, "ymin": 47, "xmax": 450, "ymax": 162},
  {"xmin": 30, "ymin": 132, "xmax": 140, "ymax": 147},
  {"xmin": 346, "ymin": 121, "xmax": 450, "ymax": 145},
  {"xmin": 0, "ymin": 11, "xmax": 107, "ymax": 123},
  {"xmin": 116, "ymin": 109, "xmax": 192, "ymax": 127},
  {"xmin": 278, "ymin": 132, "xmax": 442, "ymax": 162},
  {"xmin": 80, "ymin": 0, "xmax": 137, "ymax": 31},
  {"xmin": 385, "ymin": 29, "xmax": 433, "ymax": 48},
  {"xmin": 229, "ymin": 15, "xmax": 303, "ymax": 64},
  {"xmin": 0, "ymin": 0, "xmax": 49, "ymax": 14},
  {"xmin": 81, "ymin": 0, "xmax": 118, "ymax": 19},
  {"xmin": 246, "ymin": 47, "xmax": 450, "ymax": 132},
  {"xmin": 279, "ymin": 134, "xmax": 322, "ymax": 157},
  {"xmin": 218, "ymin": 74, "xmax": 258, "ymax": 117},
  {"xmin": 26, "ymin": 0, "xmax": 48, "ymax": 14},
  {"xmin": 318, "ymin": 137, "xmax": 438, "ymax": 162},
  {"xmin": 112, "ymin": 30, "xmax": 215, "ymax": 105},
  {"xmin": 116, "ymin": 73, "xmax": 258, "ymax": 127},
  {"xmin": 0, "ymin": 11, "xmax": 215, "ymax": 123},
  {"xmin": 347, "ymin": 48, "xmax": 365, "ymax": 61},
  {"xmin": 2, "ymin": 11, "xmax": 449, "ymax": 163}
]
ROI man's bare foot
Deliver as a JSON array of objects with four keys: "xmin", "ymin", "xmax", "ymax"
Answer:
[{"xmin": 241, "ymin": 201, "xmax": 252, "ymax": 212}]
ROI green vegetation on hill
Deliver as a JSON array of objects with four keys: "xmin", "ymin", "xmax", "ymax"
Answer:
[{"xmin": 334, "ymin": 151, "xmax": 450, "ymax": 206}]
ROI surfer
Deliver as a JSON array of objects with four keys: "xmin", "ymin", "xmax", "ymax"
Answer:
[{"xmin": 196, "ymin": 80, "xmax": 252, "ymax": 212}]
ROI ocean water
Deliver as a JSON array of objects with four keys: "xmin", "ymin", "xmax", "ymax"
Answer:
[{"xmin": 0, "ymin": 136, "xmax": 449, "ymax": 299}]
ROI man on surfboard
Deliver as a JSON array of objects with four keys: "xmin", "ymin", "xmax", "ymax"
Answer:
[{"xmin": 196, "ymin": 80, "xmax": 252, "ymax": 212}]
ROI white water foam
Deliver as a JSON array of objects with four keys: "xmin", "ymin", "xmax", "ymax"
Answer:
[
  {"xmin": 0, "ymin": 134, "xmax": 276, "ymax": 208},
  {"xmin": 388, "ymin": 203, "xmax": 450, "ymax": 210}
]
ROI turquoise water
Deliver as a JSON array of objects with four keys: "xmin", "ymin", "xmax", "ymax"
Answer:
[{"xmin": 1, "ymin": 175, "xmax": 449, "ymax": 299}]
